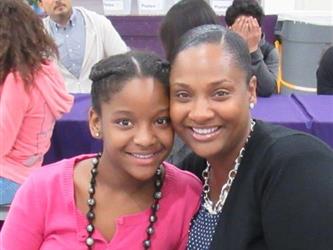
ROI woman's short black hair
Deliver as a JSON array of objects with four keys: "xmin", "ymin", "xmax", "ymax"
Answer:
[
  {"xmin": 225, "ymin": 0, "xmax": 264, "ymax": 27},
  {"xmin": 90, "ymin": 51, "xmax": 170, "ymax": 114},
  {"xmin": 170, "ymin": 24, "xmax": 253, "ymax": 83},
  {"xmin": 159, "ymin": 0, "xmax": 219, "ymax": 61}
]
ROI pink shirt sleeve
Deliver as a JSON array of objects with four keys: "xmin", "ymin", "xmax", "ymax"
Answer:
[
  {"xmin": 0, "ymin": 74, "xmax": 30, "ymax": 157},
  {"xmin": 0, "ymin": 174, "xmax": 45, "ymax": 249}
]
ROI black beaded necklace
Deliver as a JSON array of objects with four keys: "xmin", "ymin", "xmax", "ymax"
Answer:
[{"xmin": 85, "ymin": 153, "xmax": 164, "ymax": 249}]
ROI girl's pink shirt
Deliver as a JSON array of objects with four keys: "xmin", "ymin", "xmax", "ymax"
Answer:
[
  {"xmin": 0, "ymin": 154, "xmax": 202, "ymax": 250},
  {"xmin": 0, "ymin": 62, "xmax": 73, "ymax": 184}
]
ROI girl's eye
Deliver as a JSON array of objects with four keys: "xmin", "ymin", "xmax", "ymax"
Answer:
[
  {"xmin": 116, "ymin": 119, "xmax": 133, "ymax": 127},
  {"xmin": 156, "ymin": 117, "xmax": 170, "ymax": 126}
]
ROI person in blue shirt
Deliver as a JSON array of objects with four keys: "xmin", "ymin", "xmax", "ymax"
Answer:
[{"xmin": 39, "ymin": 0, "xmax": 128, "ymax": 93}]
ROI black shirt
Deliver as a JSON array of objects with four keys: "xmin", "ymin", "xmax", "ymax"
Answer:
[{"xmin": 180, "ymin": 120, "xmax": 333, "ymax": 250}]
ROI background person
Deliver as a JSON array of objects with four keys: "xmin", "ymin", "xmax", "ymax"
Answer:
[
  {"xmin": 225, "ymin": 0, "xmax": 279, "ymax": 97},
  {"xmin": 169, "ymin": 24, "xmax": 333, "ymax": 250},
  {"xmin": 159, "ymin": 0, "xmax": 219, "ymax": 165},
  {"xmin": 0, "ymin": 0, "xmax": 73, "ymax": 205},
  {"xmin": 317, "ymin": 46, "xmax": 333, "ymax": 95},
  {"xmin": 159, "ymin": 0, "xmax": 219, "ymax": 61},
  {"xmin": 39, "ymin": 0, "xmax": 128, "ymax": 93}
]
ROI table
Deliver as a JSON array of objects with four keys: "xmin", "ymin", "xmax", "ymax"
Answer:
[
  {"xmin": 43, "ymin": 94, "xmax": 333, "ymax": 165},
  {"xmin": 252, "ymin": 94, "xmax": 311, "ymax": 132},
  {"xmin": 293, "ymin": 94, "xmax": 333, "ymax": 147}
]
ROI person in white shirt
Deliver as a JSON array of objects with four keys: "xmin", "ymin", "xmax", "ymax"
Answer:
[{"xmin": 39, "ymin": 0, "xmax": 129, "ymax": 93}]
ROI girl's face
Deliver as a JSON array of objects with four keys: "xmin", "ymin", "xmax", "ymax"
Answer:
[
  {"xmin": 170, "ymin": 43, "xmax": 256, "ymax": 160},
  {"xmin": 89, "ymin": 77, "xmax": 173, "ymax": 182}
]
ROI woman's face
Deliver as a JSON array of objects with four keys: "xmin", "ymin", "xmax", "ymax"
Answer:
[{"xmin": 170, "ymin": 43, "xmax": 256, "ymax": 160}]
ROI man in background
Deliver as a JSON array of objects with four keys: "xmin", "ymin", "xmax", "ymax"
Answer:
[{"xmin": 39, "ymin": 0, "xmax": 128, "ymax": 93}]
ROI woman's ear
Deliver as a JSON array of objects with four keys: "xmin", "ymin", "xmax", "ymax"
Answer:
[
  {"xmin": 89, "ymin": 107, "xmax": 102, "ymax": 139},
  {"xmin": 248, "ymin": 75, "xmax": 257, "ymax": 106}
]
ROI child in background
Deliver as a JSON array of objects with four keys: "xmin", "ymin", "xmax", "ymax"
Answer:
[{"xmin": 0, "ymin": 51, "xmax": 201, "ymax": 250}]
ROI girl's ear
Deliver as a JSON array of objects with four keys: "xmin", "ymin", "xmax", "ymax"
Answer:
[
  {"xmin": 89, "ymin": 107, "xmax": 102, "ymax": 139},
  {"xmin": 248, "ymin": 75, "xmax": 257, "ymax": 105}
]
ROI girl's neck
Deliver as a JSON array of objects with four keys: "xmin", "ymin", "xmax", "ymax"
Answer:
[{"xmin": 96, "ymin": 155, "xmax": 156, "ymax": 195}]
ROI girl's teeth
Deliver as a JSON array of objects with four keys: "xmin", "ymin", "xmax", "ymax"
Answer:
[{"xmin": 132, "ymin": 153, "xmax": 154, "ymax": 159}]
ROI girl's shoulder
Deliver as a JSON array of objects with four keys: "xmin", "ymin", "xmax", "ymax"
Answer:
[
  {"xmin": 31, "ymin": 154, "xmax": 95, "ymax": 188},
  {"xmin": 162, "ymin": 161, "xmax": 202, "ymax": 193}
]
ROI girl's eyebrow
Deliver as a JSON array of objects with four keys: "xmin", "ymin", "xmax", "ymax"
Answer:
[
  {"xmin": 112, "ymin": 110, "xmax": 133, "ymax": 115},
  {"xmin": 112, "ymin": 107, "xmax": 169, "ymax": 115}
]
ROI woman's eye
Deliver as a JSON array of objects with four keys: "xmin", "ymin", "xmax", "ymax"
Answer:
[
  {"xmin": 178, "ymin": 92, "xmax": 189, "ymax": 98},
  {"xmin": 175, "ymin": 91, "xmax": 190, "ymax": 100},
  {"xmin": 156, "ymin": 117, "xmax": 170, "ymax": 126},
  {"xmin": 213, "ymin": 89, "xmax": 229, "ymax": 97},
  {"xmin": 116, "ymin": 119, "xmax": 133, "ymax": 127}
]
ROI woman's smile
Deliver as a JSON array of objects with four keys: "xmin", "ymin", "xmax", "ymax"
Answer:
[{"xmin": 190, "ymin": 126, "xmax": 221, "ymax": 142}]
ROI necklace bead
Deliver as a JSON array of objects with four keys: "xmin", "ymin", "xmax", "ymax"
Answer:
[
  {"xmin": 86, "ymin": 224, "xmax": 94, "ymax": 233},
  {"xmin": 147, "ymin": 226, "xmax": 154, "ymax": 235},
  {"xmin": 85, "ymin": 154, "xmax": 164, "ymax": 249},
  {"xmin": 154, "ymin": 191, "xmax": 162, "ymax": 199},
  {"xmin": 87, "ymin": 198, "xmax": 95, "ymax": 206},
  {"xmin": 86, "ymin": 237, "xmax": 94, "ymax": 246},
  {"xmin": 143, "ymin": 239, "xmax": 151, "ymax": 248}
]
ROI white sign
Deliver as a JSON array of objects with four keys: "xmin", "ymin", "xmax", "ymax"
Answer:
[
  {"xmin": 211, "ymin": 0, "xmax": 232, "ymax": 13},
  {"xmin": 103, "ymin": 0, "xmax": 124, "ymax": 11},
  {"xmin": 139, "ymin": 0, "xmax": 163, "ymax": 11}
]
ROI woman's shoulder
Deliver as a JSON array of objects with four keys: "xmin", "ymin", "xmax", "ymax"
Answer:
[
  {"xmin": 254, "ymin": 120, "xmax": 331, "ymax": 152},
  {"xmin": 249, "ymin": 120, "xmax": 333, "ymax": 170}
]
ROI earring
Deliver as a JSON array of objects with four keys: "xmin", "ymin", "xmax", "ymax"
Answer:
[
  {"xmin": 95, "ymin": 132, "xmax": 100, "ymax": 137},
  {"xmin": 249, "ymin": 103, "xmax": 255, "ymax": 109}
]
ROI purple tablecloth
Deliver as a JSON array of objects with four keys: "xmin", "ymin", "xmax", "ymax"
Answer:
[
  {"xmin": 292, "ymin": 94, "xmax": 333, "ymax": 148},
  {"xmin": 44, "ymin": 94, "xmax": 102, "ymax": 164},
  {"xmin": 252, "ymin": 95, "xmax": 311, "ymax": 132},
  {"xmin": 43, "ymin": 94, "xmax": 333, "ymax": 165}
]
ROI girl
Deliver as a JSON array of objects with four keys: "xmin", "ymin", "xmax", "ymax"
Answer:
[{"xmin": 1, "ymin": 51, "xmax": 201, "ymax": 250}]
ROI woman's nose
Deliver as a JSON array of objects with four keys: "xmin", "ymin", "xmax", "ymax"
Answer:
[{"xmin": 188, "ymin": 98, "xmax": 214, "ymax": 123}]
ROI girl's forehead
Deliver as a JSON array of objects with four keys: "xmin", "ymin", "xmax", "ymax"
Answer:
[{"xmin": 112, "ymin": 77, "xmax": 168, "ymax": 99}]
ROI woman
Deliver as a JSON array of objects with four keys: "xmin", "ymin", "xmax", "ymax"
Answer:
[
  {"xmin": 159, "ymin": 0, "xmax": 219, "ymax": 165},
  {"xmin": 0, "ymin": 0, "xmax": 73, "ymax": 204},
  {"xmin": 169, "ymin": 24, "xmax": 333, "ymax": 250}
]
